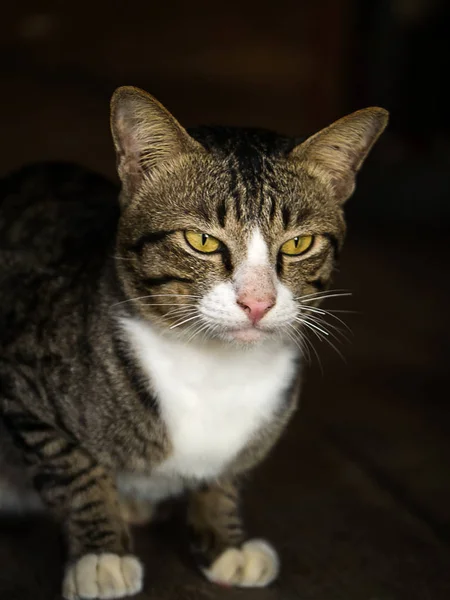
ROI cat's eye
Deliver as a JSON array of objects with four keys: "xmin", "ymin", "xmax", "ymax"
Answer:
[
  {"xmin": 280, "ymin": 235, "xmax": 314, "ymax": 256},
  {"xmin": 184, "ymin": 231, "xmax": 222, "ymax": 253}
]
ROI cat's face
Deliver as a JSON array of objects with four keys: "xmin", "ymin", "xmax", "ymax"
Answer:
[{"xmin": 111, "ymin": 87, "xmax": 388, "ymax": 345}]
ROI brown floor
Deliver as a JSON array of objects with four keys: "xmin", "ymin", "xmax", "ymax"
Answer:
[{"xmin": 1, "ymin": 4, "xmax": 450, "ymax": 599}]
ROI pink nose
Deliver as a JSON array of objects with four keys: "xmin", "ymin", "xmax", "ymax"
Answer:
[{"xmin": 237, "ymin": 296, "xmax": 276, "ymax": 324}]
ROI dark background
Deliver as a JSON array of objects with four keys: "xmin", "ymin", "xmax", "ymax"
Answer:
[{"xmin": 0, "ymin": 1, "xmax": 449, "ymax": 599}]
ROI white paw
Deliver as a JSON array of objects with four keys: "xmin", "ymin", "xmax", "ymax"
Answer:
[
  {"xmin": 63, "ymin": 553, "xmax": 143, "ymax": 599},
  {"xmin": 203, "ymin": 539, "xmax": 279, "ymax": 588}
]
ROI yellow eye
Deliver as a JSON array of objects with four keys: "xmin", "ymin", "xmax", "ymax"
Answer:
[
  {"xmin": 280, "ymin": 235, "xmax": 314, "ymax": 256},
  {"xmin": 184, "ymin": 231, "xmax": 222, "ymax": 253}
]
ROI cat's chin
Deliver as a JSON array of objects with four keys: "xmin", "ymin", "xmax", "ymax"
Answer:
[{"xmin": 227, "ymin": 327, "xmax": 266, "ymax": 344}]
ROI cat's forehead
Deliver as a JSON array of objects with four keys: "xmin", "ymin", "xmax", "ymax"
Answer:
[{"xmin": 131, "ymin": 126, "xmax": 339, "ymax": 243}]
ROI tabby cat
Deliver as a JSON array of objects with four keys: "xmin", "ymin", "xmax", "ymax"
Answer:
[{"xmin": 0, "ymin": 86, "xmax": 388, "ymax": 599}]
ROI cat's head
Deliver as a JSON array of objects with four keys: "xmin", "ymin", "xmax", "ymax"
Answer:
[{"xmin": 111, "ymin": 86, "xmax": 388, "ymax": 345}]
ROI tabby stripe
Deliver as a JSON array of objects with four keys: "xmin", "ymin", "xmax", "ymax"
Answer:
[
  {"xmin": 2, "ymin": 413, "xmax": 55, "ymax": 458},
  {"xmin": 70, "ymin": 475, "xmax": 101, "ymax": 498},
  {"xmin": 269, "ymin": 195, "xmax": 277, "ymax": 221},
  {"xmin": 276, "ymin": 253, "xmax": 283, "ymax": 276},
  {"xmin": 5, "ymin": 354, "xmax": 71, "ymax": 436},
  {"xmin": 34, "ymin": 463, "xmax": 95, "ymax": 492},
  {"xmin": 72, "ymin": 516, "xmax": 111, "ymax": 528},
  {"xmin": 217, "ymin": 198, "xmax": 227, "ymax": 227},
  {"xmin": 112, "ymin": 333, "xmax": 159, "ymax": 414},
  {"xmin": 5, "ymin": 417, "xmax": 52, "ymax": 436},
  {"xmin": 143, "ymin": 275, "xmax": 193, "ymax": 288},
  {"xmin": 25, "ymin": 436, "xmax": 58, "ymax": 455},
  {"xmin": 2, "ymin": 422, "xmax": 39, "ymax": 460},
  {"xmin": 128, "ymin": 230, "xmax": 174, "ymax": 254},
  {"xmin": 45, "ymin": 389, "xmax": 72, "ymax": 434},
  {"xmin": 73, "ymin": 499, "xmax": 105, "ymax": 514},
  {"xmin": 43, "ymin": 440, "xmax": 79, "ymax": 461},
  {"xmin": 18, "ymin": 435, "xmax": 75, "ymax": 462},
  {"xmin": 84, "ymin": 530, "xmax": 116, "ymax": 545},
  {"xmin": 308, "ymin": 278, "xmax": 326, "ymax": 291},
  {"xmin": 323, "ymin": 233, "xmax": 340, "ymax": 260},
  {"xmin": 282, "ymin": 205, "xmax": 291, "ymax": 228},
  {"xmin": 229, "ymin": 165, "xmax": 242, "ymax": 221},
  {"xmin": 220, "ymin": 248, "xmax": 233, "ymax": 273}
]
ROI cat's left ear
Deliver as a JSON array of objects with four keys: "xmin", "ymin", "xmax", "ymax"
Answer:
[
  {"xmin": 289, "ymin": 107, "xmax": 389, "ymax": 203},
  {"xmin": 110, "ymin": 86, "xmax": 204, "ymax": 200}
]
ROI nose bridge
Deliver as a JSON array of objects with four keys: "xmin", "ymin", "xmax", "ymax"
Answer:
[{"xmin": 234, "ymin": 263, "xmax": 277, "ymax": 302}]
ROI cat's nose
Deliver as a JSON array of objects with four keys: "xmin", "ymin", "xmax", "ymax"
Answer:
[{"xmin": 237, "ymin": 296, "xmax": 276, "ymax": 324}]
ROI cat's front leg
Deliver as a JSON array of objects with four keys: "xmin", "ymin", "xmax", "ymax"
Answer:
[
  {"xmin": 2, "ymin": 408, "xmax": 143, "ymax": 600},
  {"xmin": 59, "ymin": 463, "xmax": 143, "ymax": 600},
  {"xmin": 188, "ymin": 479, "xmax": 279, "ymax": 588}
]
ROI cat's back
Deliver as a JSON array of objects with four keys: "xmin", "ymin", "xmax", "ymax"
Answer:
[
  {"xmin": 0, "ymin": 163, "xmax": 120, "ymax": 347},
  {"xmin": 0, "ymin": 162, "xmax": 119, "ymax": 267}
]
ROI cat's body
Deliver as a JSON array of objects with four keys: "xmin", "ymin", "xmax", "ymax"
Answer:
[
  {"xmin": 0, "ymin": 161, "xmax": 297, "ymax": 497},
  {"xmin": 0, "ymin": 89, "xmax": 388, "ymax": 599}
]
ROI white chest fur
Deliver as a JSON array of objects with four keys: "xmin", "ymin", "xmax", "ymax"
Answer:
[{"xmin": 120, "ymin": 318, "xmax": 298, "ymax": 483}]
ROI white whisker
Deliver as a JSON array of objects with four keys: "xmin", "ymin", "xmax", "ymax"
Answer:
[
  {"xmin": 300, "ymin": 292, "xmax": 352, "ymax": 303},
  {"xmin": 139, "ymin": 303, "xmax": 197, "ymax": 307},
  {"xmin": 170, "ymin": 314, "xmax": 202, "ymax": 330},
  {"xmin": 297, "ymin": 317, "xmax": 346, "ymax": 363},
  {"xmin": 295, "ymin": 288, "xmax": 351, "ymax": 301},
  {"xmin": 163, "ymin": 307, "xmax": 199, "ymax": 320},
  {"xmin": 295, "ymin": 317, "xmax": 329, "ymax": 337},
  {"xmin": 299, "ymin": 308, "xmax": 352, "ymax": 336},
  {"xmin": 187, "ymin": 321, "xmax": 213, "ymax": 343},
  {"xmin": 110, "ymin": 293, "xmax": 200, "ymax": 308}
]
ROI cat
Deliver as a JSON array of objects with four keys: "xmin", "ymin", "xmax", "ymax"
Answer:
[{"xmin": 0, "ymin": 86, "xmax": 388, "ymax": 599}]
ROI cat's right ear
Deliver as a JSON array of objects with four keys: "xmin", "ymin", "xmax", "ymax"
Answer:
[{"xmin": 110, "ymin": 86, "xmax": 203, "ymax": 200}]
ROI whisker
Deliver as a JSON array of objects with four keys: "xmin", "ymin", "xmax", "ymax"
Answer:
[
  {"xmin": 288, "ymin": 323, "xmax": 324, "ymax": 373},
  {"xmin": 110, "ymin": 293, "xmax": 200, "ymax": 308},
  {"xmin": 286, "ymin": 327, "xmax": 306, "ymax": 357},
  {"xmin": 163, "ymin": 307, "xmax": 199, "ymax": 320},
  {"xmin": 139, "ymin": 303, "xmax": 197, "ymax": 307},
  {"xmin": 302, "ymin": 331, "xmax": 323, "ymax": 373},
  {"xmin": 297, "ymin": 317, "xmax": 346, "ymax": 363},
  {"xmin": 300, "ymin": 292, "xmax": 352, "ymax": 303},
  {"xmin": 300, "ymin": 314, "xmax": 351, "ymax": 344},
  {"xmin": 295, "ymin": 288, "xmax": 351, "ymax": 301},
  {"xmin": 170, "ymin": 314, "xmax": 202, "ymax": 330},
  {"xmin": 286, "ymin": 324, "xmax": 311, "ymax": 364},
  {"xmin": 299, "ymin": 306, "xmax": 352, "ymax": 335},
  {"xmin": 295, "ymin": 317, "xmax": 329, "ymax": 337},
  {"xmin": 187, "ymin": 320, "xmax": 213, "ymax": 343}
]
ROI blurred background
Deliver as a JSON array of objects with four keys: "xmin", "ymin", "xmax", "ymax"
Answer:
[{"xmin": 0, "ymin": 1, "xmax": 449, "ymax": 599}]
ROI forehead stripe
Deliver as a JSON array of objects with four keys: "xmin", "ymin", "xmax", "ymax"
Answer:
[{"xmin": 216, "ymin": 197, "xmax": 227, "ymax": 228}]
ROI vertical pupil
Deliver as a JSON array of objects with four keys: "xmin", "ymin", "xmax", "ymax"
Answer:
[
  {"xmin": 294, "ymin": 236, "xmax": 300, "ymax": 247},
  {"xmin": 201, "ymin": 233, "xmax": 209, "ymax": 246}
]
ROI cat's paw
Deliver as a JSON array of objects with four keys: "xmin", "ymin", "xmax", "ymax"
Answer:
[
  {"xmin": 203, "ymin": 539, "xmax": 279, "ymax": 588},
  {"xmin": 63, "ymin": 553, "xmax": 143, "ymax": 599}
]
